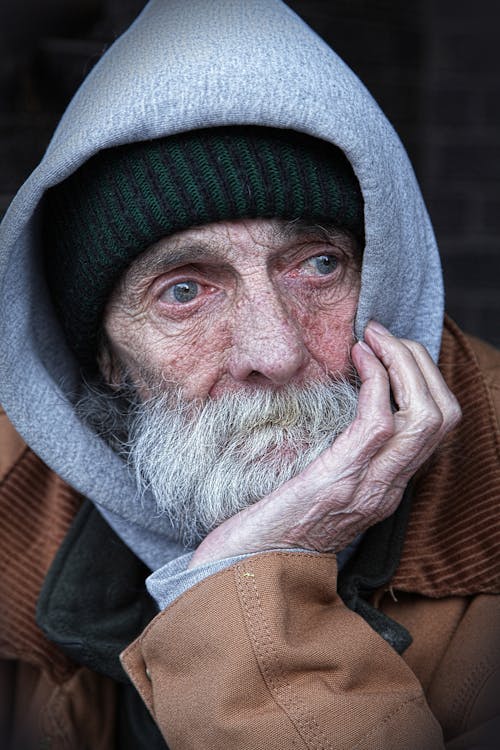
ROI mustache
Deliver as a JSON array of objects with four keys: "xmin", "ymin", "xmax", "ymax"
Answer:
[{"xmin": 127, "ymin": 376, "xmax": 358, "ymax": 447}]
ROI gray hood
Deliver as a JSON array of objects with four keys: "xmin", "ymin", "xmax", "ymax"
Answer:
[{"xmin": 0, "ymin": 0, "xmax": 443, "ymax": 569}]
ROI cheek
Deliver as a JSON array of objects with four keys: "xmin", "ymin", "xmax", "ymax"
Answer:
[
  {"xmin": 122, "ymin": 317, "xmax": 234, "ymax": 397},
  {"xmin": 296, "ymin": 293, "xmax": 358, "ymax": 375}
]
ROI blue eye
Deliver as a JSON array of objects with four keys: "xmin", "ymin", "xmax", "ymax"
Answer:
[
  {"xmin": 170, "ymin": 280, "xmax": 199, "ymax": 303},
  {"xmin": 311, "ymin": 255, "xmax": 338, "ymax": 275}
]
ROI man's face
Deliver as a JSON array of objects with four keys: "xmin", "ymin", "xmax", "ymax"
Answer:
[
  {"xmin": 95, "ymin": 217, "xmax": 362, "ymax": 546},
  {"xmin": 101, "ymin": 218, "xmax": 361, "ymax": 397}
]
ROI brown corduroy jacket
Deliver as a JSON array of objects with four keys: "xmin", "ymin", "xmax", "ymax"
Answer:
[{"xmin": 1, "ymin": 317, "xmax": 500, "ymax": 749}]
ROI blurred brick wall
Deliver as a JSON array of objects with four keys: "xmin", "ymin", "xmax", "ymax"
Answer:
[
  {"xmin": 0, "ymin": 0, "xmax": 144, "ymax": 217},
  {"xmin": 1, "ymin": 0, "xmax": 499, "ymax": 346},
  {"xmin": 420, "ymin": 0, "xmax": 500, "ymax": 346}
]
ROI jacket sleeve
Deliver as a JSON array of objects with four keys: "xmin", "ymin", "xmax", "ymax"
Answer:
[{"xmin": 121, "ymin": 551, "xmax": 444, "ymax": 750}]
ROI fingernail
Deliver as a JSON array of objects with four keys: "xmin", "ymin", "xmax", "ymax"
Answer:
[
  {"xmin": 357, "ymin": 340, "xmax": 374, "ymax": 354},
  {"xmin": 368, "ymin": 320, "xmax": 390, "ymax": 336}
]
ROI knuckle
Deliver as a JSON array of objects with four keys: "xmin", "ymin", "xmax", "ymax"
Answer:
[
  {"xmin": 412, "ymin": 406, "xmax": 443, "ymax": 436},
  {"xmin": 401, "ymin": 339, "xmax": 429, "ymax": 360},
  {"xmin": 370, "ymin": 416, "xmax": 394, "ymax": 442},
  {"xmin": 359, "ymin": 484, "xmax": 404, "ymax": 523},
  {"xmin": 444, "ymin": 399, "xmax": 462, "ymax": 430},
  {"xmin": 376, "ymin": 487, "xmax": 405, "ymax": 520}
]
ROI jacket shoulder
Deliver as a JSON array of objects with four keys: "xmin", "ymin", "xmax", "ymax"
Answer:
[
  {"xmin": 466, "ymin": 334, "xmax": 500, "ymax": 424},
  {"xmin": 466, "ymin": 334, "xmax": 500, "ymax": 381},
  {"xmin": 0, "ymin": 406, "xmax": 27, "ymax": 483}
]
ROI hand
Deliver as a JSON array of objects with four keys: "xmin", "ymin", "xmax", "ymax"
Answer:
[{"xmin": 188, "ymin": 321, "xmax": 462, "ymax": 568}]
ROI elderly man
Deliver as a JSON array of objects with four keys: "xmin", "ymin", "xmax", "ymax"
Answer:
[{"xmin": 0, "ymin": 1, "xmax": 499, "ymax": 749}]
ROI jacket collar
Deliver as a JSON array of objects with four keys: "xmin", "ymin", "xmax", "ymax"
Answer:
[
  {"xmin": 35, "ymin": 500, "xmax": 157, "ymax": 683},
  {"xmin": 392, "ymin": 316, "xmax": 500, "ymax": 596}
]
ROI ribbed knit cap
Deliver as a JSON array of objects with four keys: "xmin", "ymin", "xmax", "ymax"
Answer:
[{"xmin": 44, "ymin": 126, "xmax": 364, "ymax": 368}]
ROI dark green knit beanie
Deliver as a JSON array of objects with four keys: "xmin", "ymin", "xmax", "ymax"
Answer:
[{"xmin": 44, "ymin": 126, "xmax": 364, "ymax": 369}]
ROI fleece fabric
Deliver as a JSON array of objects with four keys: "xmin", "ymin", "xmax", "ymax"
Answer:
[{"xmin": 0, "ymin": 0, "xmax": 443, "ymax": 571}]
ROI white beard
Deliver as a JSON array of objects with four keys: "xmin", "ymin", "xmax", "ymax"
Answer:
[{"xmin": 125, "ymin": 379, "xmax": 359, "ymax": 548}]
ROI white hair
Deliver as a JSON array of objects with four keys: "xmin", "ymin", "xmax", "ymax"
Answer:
[{"xmin": 122, "ymin": 378, "xmax": 359, "ymax": 548}]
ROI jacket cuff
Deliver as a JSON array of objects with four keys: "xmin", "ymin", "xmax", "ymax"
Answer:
[
  {"xmin": 146, "ymin": 551, "xmax": 250, "ymax": 610},
  {"xmin": 122, "ymin": 551, "xmax": 443, "ymax": 750},
  {"xmin": 146, "ymin": 535, "xmax": 364, "ymax": 611}
]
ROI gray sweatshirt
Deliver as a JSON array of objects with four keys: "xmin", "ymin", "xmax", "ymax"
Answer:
[{"xmin": 0, "ymin": 0, "xmax": 443, "ymax": 603}]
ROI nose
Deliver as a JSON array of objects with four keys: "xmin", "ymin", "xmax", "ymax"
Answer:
[{"xmin": 227, "ymin": 289, "xmax": 309, "ymax": 386}]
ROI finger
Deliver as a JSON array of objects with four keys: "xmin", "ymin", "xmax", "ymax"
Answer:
[
  {"xmin": 338, "ymin": 340, "xmax": 394, "ymax": 455},
  {"xmin": 363, "ymin": 321, "xmax": 445, "ymax": 472},
  {"xmin": 364, "ymin": 321, "xmax": 442, "ymax": 426},
  {"xmin": 399, "ymin": 338, "xmax": 462, "ymax": 436}
]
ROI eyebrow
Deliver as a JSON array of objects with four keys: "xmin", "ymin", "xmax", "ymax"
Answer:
[
  {"xmin": 273, "ymin": 219, "xmax": 362, "ymax": 263},
  {"xmin": 125, "ymin": 244, "xmax": 226, "ymax": 285},
  {"xmin": 273, "ymin": 219, "xmax": 352, "ymax": 244},
  {"xmin": 124, "ymin": 219, "xmax": 361, "ymax": 288}
]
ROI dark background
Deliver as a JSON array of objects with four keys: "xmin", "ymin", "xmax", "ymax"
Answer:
[{"xmin": 1, "ymin": 0, "xmax": 499, "ymax": 347}]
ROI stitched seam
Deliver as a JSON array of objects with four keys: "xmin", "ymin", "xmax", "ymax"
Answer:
[
  {"xmin": 44, "ymin": 685, "xmax": 73, "ymax": 746},
  {"xmin": 421, "ymin": 605, "xmax": 472, "ymax": 691},
  {"xmin": 236, "ymin": 565, "xmax": 329, "ymax": 750},
  {"xmin": 133, "ymin": 551, "xmax": 324, "ymax": 642},
  {"xmin": 235, "ymin": 560, "xmax": 335, "ymax": 750},
  {"xmin": 462, "ymin": 664, "xmax": 499, "ymax": 732},
  {"xmin": 451, "ymin": 659, "xmax": 496, "ymax": 733},
  {"xmin": 355, "ymin": 693, "xmax": 430, "ymax": 747}
]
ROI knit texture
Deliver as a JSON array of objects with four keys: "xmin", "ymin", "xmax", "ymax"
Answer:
[{"xmin": 44, "ymin": 126, "xmax": 364, "ymax": 368}]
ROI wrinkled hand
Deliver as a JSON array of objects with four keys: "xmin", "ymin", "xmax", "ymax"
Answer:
[{"xmin": 189, "ymin": 321, "xmax": 462, "ymax": 568}]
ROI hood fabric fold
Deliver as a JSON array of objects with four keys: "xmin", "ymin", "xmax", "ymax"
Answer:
[{"xmin": 0, "ymin": 0, "xmax": 443, "ymax": 569}]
